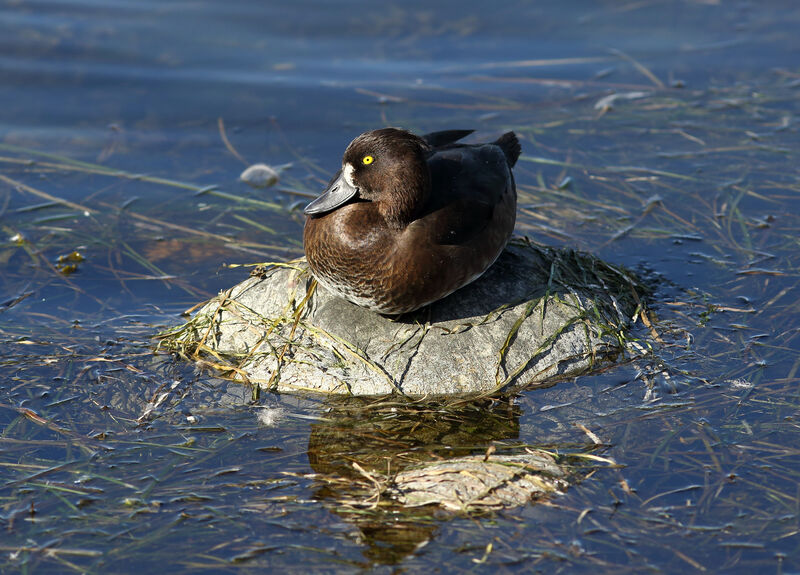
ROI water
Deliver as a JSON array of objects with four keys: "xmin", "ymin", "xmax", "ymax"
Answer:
[{"xmin": 1, "ymin": 1, "xmax": 799, "ymax": 572}]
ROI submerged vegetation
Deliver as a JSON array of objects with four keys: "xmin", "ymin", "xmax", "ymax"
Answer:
[{"xmin": 2, "ymin": 7, "xmax": 800, "ymax": 570}]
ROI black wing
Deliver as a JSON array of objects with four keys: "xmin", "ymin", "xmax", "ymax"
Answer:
[
  {"xmin": 421, "ymin": 130, "xmax": 474, "ymax": 149},
  {"xmin": 421, "ymin": 145, "xmax": 511, "ymax": 245}
]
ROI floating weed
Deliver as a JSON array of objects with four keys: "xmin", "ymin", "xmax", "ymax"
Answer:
[{"xmin": 2, "ymin": 36, "xmax": 800, "ymax": 573}]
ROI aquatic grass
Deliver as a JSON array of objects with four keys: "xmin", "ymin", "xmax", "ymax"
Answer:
[
  {"xmin": 0, "ymin": 140, "xmax": 307, "ymax": 321},
  {"xmin": 3, "ymin": 47, "xmax": 800, "ymax": 573}
]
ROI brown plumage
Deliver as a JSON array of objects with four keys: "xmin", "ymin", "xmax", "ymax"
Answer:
[{"xmin": 303, "ymin": 128, "xmax": 519, "ymax": 314}]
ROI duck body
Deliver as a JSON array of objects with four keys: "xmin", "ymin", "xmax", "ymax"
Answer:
[{"xmin": 303, "ymin": 128, "xmax": 520, "ymax": 315}]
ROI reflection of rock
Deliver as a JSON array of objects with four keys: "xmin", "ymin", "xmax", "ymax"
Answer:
[
  {"xmin": 302, "ymin": 397, "xmax": 602, "ymax": 565},
  {"xmin": 164, "ymin": 240, "xmax": 645, "ymax": 396},
  {"xmin": 356, "ymin": 521, "xmax": 434, "ymax": 566},
  {"xmin": 392, "ymin": 452, "xmax": 567, "ymax": 511},
  {"xmin": 307, "ymin": 396, "xmax": 522, "ymax": 474}
]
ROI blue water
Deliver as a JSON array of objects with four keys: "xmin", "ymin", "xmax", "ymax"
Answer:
[
  {"xmin": 1, "ymin": 1, "xmax": 799, "ymax": 572},
  {"xmin": 5, "ymin": 1, "xmax": 796, "ymax": 162}
]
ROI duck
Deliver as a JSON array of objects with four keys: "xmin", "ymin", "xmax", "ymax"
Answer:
[{"xmin": 303, "ymin": 128, "xmax": 520, "ymax": 315}]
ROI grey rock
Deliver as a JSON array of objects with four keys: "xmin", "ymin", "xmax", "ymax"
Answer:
[
  {"xmin": 239, "ymin": 163, "xmax": 280, "ymax": 188},
  {"xmin": 168, "ymin": 239, "xmax": 643, "ymax": 396}
]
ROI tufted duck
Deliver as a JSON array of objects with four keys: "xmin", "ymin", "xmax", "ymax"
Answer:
[{"xmin": 303, "ymin": 128, "xmax": 520, "ymax": 314}]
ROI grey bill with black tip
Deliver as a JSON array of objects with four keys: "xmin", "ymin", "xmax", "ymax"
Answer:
[{"xmin": 303, "ymin": 171, "xmax": 358, "ymax": 215}]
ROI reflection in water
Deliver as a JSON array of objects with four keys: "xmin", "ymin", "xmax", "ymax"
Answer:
[
  {"xmin": 305, "ymin": 396, "xmax": 598, "ymax": 564},
  {"xmin": 307, "ymin": 396, "xmax": 522, "ymax": 476}
]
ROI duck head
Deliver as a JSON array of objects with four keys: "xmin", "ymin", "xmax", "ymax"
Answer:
[{"xmin": 303, "ymin": 128, "xmax": 432, "ymax": 229}]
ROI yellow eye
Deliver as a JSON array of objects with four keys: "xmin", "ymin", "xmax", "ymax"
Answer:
[{"xmin": 362, "ymin": 155, "xmax": 374, "ymax": 165}]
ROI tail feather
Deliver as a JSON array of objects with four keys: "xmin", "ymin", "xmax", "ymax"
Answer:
[{"xmin": 495, "ymin": 132, "xmax": 521, "ymax": 167}]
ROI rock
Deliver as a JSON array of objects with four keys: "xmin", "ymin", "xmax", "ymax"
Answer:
[
  {"xmin": 163, "ymin": 239, "xmax": 645, "ymax": 396},
  {"xmin": 239, "ymin": 163, "xmax": 281, "ymax": 188}
]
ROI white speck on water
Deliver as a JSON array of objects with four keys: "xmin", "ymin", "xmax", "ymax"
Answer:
[
  {"xmin": 256, "ymin": 407, "xmax": 285, "ymax": 427},
  {"xmin": 594, "ymin": 90, "xmax": 650, "ymax": 111},
  {"xmin": 727, "ymin": 378, "xmax": 753, "ymax": 390}
]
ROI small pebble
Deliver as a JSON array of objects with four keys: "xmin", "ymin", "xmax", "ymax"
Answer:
[{"xmin": 240, "ymin": 164, "xmax": 281, "ymax": 188}]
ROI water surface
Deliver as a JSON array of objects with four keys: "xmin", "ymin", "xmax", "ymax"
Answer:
[{"xmin": 1, "ymin": 1, "xmax": 799, "ymax": 572}]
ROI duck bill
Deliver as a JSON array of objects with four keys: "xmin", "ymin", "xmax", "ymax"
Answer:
[{"xmin": 303, "ymin": 171, "xmax": 358, "ymax": 215}]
